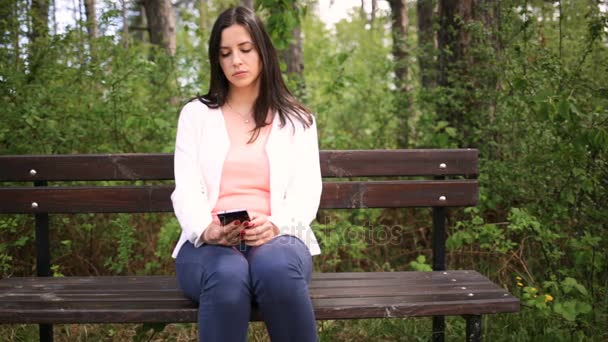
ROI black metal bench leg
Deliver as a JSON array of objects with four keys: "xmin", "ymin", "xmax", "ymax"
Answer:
[
  {"xmin": 40, "ymin": 324, "xmax": 53, "ymax": 342},
  {"xmin": 432, "ymin": 202, "xmax": 447, "ymax": 342},
  {"xmin": 432, "ymin": 316, "xmax": 445, "ymax": 342},
  {"xmin": 465, "ymin": 315, "xmax": 482, "ymax": 342},
  {"xmin": 35, "ymin": 181, "xmax": 53, "ymax": 342}
]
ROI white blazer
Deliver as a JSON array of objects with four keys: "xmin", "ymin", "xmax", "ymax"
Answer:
[{"xmin": 171, "ymin": 100, "xmax": 322, "ymax": 258}]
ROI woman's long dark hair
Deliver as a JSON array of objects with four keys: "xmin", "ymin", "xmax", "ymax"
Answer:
[{"xmin": 195, "ymin": 6, "xmax": 312, "ymax": 141}]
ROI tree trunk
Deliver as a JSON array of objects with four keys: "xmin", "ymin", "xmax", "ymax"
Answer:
[
  {"xmin": 134, "ymin": 3, "xmax": 148, "ymax": 43},
  {"xmin": 475, "ymin": 0, "xmax": 501, "ymax": 51},
  {"xmin": 438, "ymin": 0, "xmax": 474, "ymax": 84},
  {"xmin": 285, "ymin": 26, "xmax": 303, "ymax": 76},
  {"xmin": 389, "ymin": 0, "xmax": 409, "ymax": 91},
  {"xmin": 360, "ymin": 0, "xmax": 365, "ymax": 20},
  {"xmin": 0, "ymin": 1, "xmax": 13, "ymax": 45},
  {"xmin": 437, "ymin": 0, "xmax": 474, "ymax": 129},
  {"xmin": 83, "ymin": 0, "xmax": 97, "ymax": 39},
  {"xmin": 144, "ymin": 0, "xmax": 177, "ymax": 56},
  {"xmin": 121, "ymin": 0, "xmax": 129, "ymax": 47},
  {"xmin": 417, "ymin": 0, "xmax": 435, "ymax": 88},
  {"xmin": 282, "ymin": 24, "xmax": 305, "ymax": 95},
  {"xmin": 28, "ymin": 0, "xmax": 49, "ymax": 77},
  {"xmin": 0, "ymin": 0, "xmax": 21, "ymax": 68},
  {"xmin": 30, "ymin": 0, "xmax": 49, "ymax": 44},
  {"xmin": 281, "ymin": 3, "xmax": 304, "ymax": 95},
  {"xmin": 473, "ymin": 0, "xmax": 501, "ymax": 153},
  {"xmin": 388, "ymin": 0, "xmax": 410, "ymax": 148},
  {"xmin": 370, "ymin": 0, "xmax": 377, "ymax": 26},
  {"xmin": 258, "ymin": 0, "xmax": 304, "ymax": 93},
  {"xmin": 241, "ymin": 0, "xmax": 254, "ymax": 9}
]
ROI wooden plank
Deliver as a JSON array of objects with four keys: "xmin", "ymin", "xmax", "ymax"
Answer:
[
  {"xmin": 2, "ymin": 278, "xmax": 494, "ymax": 293},
  {"xmin": 0, "ymin": 149, "xmax": 478, "ymax": 181},
  {"xmin": 0, "ymin": 154, "xmax": 173, "ymax": 181},
  {"xmin": 1, "ymin": 285, "xmax": 507, "ymax": 302},
  {"xmin": 321, "ymin": 149, "xmax": 478, "ymax": 177},
  {"xmin": 0, "ymin": 272, "xmax": 490, "ymax": 294},
  {"xmin": 0, "ymin": 271, "xmax": 519, "ymax": 324},
  {"xmin": 0, "ymin": 180, "xmax": 478, "ymax": 213},
  {"xmin": 0, "ymin": 292, "xmax": 513, "ymax": 310},
  {"xmin": 0, "ymin": 186, "xmax": 174, "ymax": 213},
  {"xmin": 313, "ymin": 297, "xmax": 520, "ymax": 320},
  {"xmin": 1, "ymin": 284, "xmax": 504, "ymax": 300},
  {"xmin": 321, "ymin": 180, "xmax": 478, "ymax": 208},
  {"xmin": 0, "ymin": 271, "xmax": 487, "ymax": 286}
]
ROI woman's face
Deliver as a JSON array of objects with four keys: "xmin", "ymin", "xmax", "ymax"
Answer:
[{"xmin": 219, "ymin": 24, "xmax": 262, "ymax": 91}]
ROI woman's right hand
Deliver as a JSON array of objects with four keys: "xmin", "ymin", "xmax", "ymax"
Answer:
[{"xmin": 201, "ymin": 220, "xmax": 246, "ymax": 246}]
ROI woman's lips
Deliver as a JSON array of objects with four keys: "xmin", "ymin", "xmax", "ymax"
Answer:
[{"xmin": 233, "ymin": 71, "xmax": 248, "ymax": 77}]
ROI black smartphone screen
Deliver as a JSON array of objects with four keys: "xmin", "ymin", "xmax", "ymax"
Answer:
[{"xmin": 217, "ymin": 209, "xmax": 250, "ymax": 226}]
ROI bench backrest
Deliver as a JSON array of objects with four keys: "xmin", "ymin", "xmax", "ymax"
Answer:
[
  {"xmin": 0, "ymin": 149, "xmax": 478, "ymax": 275},
  {"xmin": 0, "ymin": 149, "xmax": 478, "ymax": 213}
]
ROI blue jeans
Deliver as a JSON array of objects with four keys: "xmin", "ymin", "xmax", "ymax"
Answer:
[{"xmin": 175, "ymin": 235, "xmax": 317, "ymax": 342}]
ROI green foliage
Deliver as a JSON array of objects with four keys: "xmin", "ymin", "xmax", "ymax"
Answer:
[
  {"xmin": 313, "ymin": 212, "xmax": 368, "ymax": 272},
  {"xmin": 145, "ymin": 217, "xmax": 181, "ymax": 274},
  {"xmin": 0, "ymin": 218, "xmax": 18, "ymax": 276},
  {"xmin": 104, "ymin": 214, "xmax": 138, "ymax": 274},
  {"xmin": 409, "ymin": 255, "xmax": 432, "ymax": 272},
  {"xmin": 302, "ymin": 13, "xmax": 399, "ymax": 149}
]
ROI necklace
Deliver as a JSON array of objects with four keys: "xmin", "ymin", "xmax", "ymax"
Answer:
[{"xmin": 226, "ymin": 101, "xmax": 253, "ymax": 124}]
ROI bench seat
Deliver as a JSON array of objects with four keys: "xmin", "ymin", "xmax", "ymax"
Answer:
[{"xmin": 0, "ymin": 270, "xmax": 519, "ymax": 324}]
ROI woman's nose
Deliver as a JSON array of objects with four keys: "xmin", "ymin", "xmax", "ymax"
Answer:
[{"xmin": 232, "ymin": 52, "xmax": 243, "ymax": 66}]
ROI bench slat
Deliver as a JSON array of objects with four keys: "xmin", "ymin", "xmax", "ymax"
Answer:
[
  {"xmin": 0, "ymin": 149, "xmax": 478, "ymax": 181},
  {"xmin": 0, "ymin": 272, "xmax": 489, "ymax": 293},
  {"xmin": 0, "ymin": 180, "xmax": 478, "ymax": 213},
  {"xmin": 2, "ymin": 285, "xmax": 508, "ymax": 302},
  {"xmin": 0, "ymin": 271, "xmax": 490, "ymax": 291},
  {"xmin": 0, "ymin": 271, "xmax": 487, "ymax": 286},
  {"xmin": 0, "ymin": 271, "xmax": 519, "ymax": 324},
  {"xmin": 322, "ymin": 149, "xmax": 478, "ymax": 177}
]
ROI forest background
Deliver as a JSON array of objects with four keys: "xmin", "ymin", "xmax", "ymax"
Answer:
[{"xmin": 1, "ymin": 0, "xmax": 607, "ymax": 340}]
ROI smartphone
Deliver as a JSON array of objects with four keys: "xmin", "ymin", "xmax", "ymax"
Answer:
[{"xmin": 217, "ymin": 209, "xmax": 250, "ymax": 226}]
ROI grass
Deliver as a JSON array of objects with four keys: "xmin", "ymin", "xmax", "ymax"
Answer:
[{"xmin": 1, "ymin": 310, "xmax": 606, "ymax": 341}]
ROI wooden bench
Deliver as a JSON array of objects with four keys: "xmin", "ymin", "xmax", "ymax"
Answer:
[{"xmin": 0, "ymin": 149, "xmax": 519, "ymax": 341}]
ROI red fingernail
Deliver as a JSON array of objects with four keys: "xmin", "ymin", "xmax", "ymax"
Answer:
[{"xmin": 234, "ymin": 220, "xmax": 240, "ymax": 225}]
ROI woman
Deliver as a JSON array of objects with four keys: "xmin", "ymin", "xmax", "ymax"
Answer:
[{"xmin": 171, "ymin": 6, "xmax": 322, "ymax": 342}]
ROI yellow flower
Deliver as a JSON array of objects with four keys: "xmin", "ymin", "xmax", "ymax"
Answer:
[
  {"xmin": 516, "ymin": 276, "xmax": 522, "ymax": 281},
  {"xmin": 517, "ymin": 282, "xmax": 524, "ymax": 287},
  {"xmin": 531, "ymin": 287, "xmax": 537, "ymax": 292},
  {"xmin": 544, "ymin": 294, "xmax": 554, "ymax": 303}
]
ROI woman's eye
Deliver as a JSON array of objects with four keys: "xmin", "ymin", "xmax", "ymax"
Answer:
[
  {"xmin": 221, "ymin": 52, "xmax": 230, "ymax": 58},
  {"xmin": 242, "ymin": 49, "xmax": 252, "ymax": 53}
]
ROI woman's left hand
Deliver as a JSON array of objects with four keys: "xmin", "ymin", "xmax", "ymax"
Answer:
[{"xmin": 241, "ymin": 215, "xmax": 279, "ymax": 246}]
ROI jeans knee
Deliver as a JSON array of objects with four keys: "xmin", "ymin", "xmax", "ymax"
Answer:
[
  {"xmin": 205, "ymin": 260, "xmax": 250, "ymax": 303},
  {"xmin": 250, "ymin": 246, "xmax": 309, "ymax": 300}
]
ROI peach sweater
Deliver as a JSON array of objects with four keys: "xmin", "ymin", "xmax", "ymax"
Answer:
[{"xmin": 212, "ymin": 116, "xmax": 272, "ymax": 219}]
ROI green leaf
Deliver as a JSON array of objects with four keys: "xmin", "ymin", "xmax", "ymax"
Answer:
[
  {"xmin": 561, "ymin": 277, "xmax": 588, "ymax": 296},
  {"xmin": 553, "ymin": 300, "xmax": 592, "ymax": 322},
  {"xmin": 557, "ymin": 97, "xmax": 570, "ymax": 121}
]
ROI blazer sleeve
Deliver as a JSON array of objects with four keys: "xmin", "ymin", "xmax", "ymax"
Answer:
[
  {"xmin": 171, "ymin": 102, "xmax": 214, "ymax": 248},
  {"xmin": 268, "ymin": 116, "xmax": 323, "ymax": 236}
]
